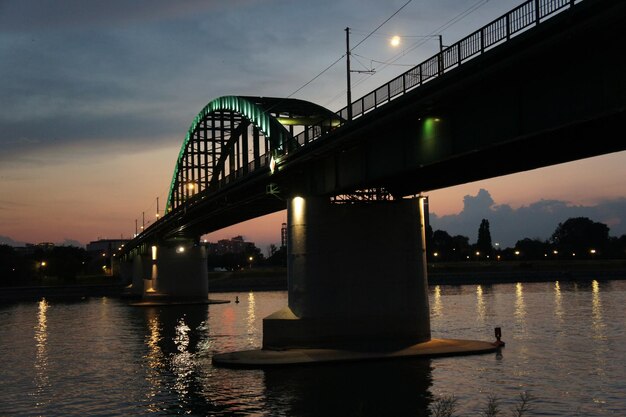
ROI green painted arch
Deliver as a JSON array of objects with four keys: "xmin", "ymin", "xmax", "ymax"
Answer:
[{"xmin": 165, "ymin": 96, "xmax": 289, "ymax": 213}]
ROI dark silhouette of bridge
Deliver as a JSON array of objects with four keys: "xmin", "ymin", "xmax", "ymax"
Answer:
[
  {"xmin": 117, "ymin": 0, "xmax": 626, "ymax": 365},
  {"xmin": 122, "ymin": 0, "xmax": 625, "ymax": 250}
]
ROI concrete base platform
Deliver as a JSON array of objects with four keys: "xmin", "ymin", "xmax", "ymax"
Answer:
[
  {"xmin": 129, "ymin": 298, "xmax": 230, "ymax": 307},
  {"xmin": 212, "ymin": 338, "xmax": 500, "ymax": 368}
]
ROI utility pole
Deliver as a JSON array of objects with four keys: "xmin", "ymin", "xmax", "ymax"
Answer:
[
  {"xmin": 135, "ymin": 219, "xmax": 138, "ymax": 235},
  {"xmin": 345, "ymin": 27, "xmax": 352, "ymax": 121},
  {"xmin": 437, "ymin": 34, "xmax": 444, "ymax": 75},
  {"xmin": 156, "ymin": 197, "xmax": 160, "ymax": 219},
  {"xmin": 142, "ymin": 211, "xmax": 145, "ymax": 231}
]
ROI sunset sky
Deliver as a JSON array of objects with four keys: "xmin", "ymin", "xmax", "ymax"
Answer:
[{"xmin": 1, "ymin": 0, "xmax": 625, "ymax": 251}]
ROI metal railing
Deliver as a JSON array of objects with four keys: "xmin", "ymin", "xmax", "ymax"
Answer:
[{"xmin": 293, "ymin": 0, "xmax": 580, "ymax": 147}]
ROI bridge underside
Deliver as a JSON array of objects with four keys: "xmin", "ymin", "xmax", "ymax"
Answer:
[
  {"xmin": 128, "ymin": 0, "xmax": 626, "ymax": 244},
  {"xmin": 281, "ymin": 0, "xmax": 626, "ymax": 198}
]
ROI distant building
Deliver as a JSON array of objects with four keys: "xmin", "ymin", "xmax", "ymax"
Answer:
[
  {"xmin": 205, "ymin": 236, "xmax": 256, "ymax": 255},
  {"xmin": 14, "ymin": 242, "xmax": 55, "ymax": 256},
  {"xmin": 86, "ymin": 239, "xmax": 129, "ymax": 257}
]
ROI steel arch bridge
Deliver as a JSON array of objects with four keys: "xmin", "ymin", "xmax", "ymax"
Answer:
[
  {"xmin": 122, "ymin": 0, "xmax": 626, "ymax": 258},
  {"xmin": 166, "ymin": 96, "xmax": 341, "ymax": 213}
]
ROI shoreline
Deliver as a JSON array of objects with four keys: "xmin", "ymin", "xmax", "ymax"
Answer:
[
  {"xmin": 2, "ymin": 261, "xmax": 625, "ymax": 300},
  {"xmin": 0, "ymin": 282, "xmax": 125, "ymax": 302},
  {"xmin": 206, "ymin": 261, "xmax": 626, "ymax": 292}
]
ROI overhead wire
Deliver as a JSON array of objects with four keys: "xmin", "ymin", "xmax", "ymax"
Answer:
[
  {"xmin": 324, "ymin": 0, "xmax": 491, "ymax": 107},
  {"xmin": 286, "ymin": 55, "xmax": 345, "ymax": 98},
  {"xmin": 130, "ymin": 1, "xmax": 494, "ymax": 240},
  {"xmin": 284, "ymin": 0, "xmax": 414, "ymax": 99},
  {"xmin": 350, "ymin": 0, "xmax": 414, "ymax": 51}
]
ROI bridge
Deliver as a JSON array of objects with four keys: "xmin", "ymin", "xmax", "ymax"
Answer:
[{"xmin": 117, "ymin": 0, "xmax": 626, "ymax": 363}]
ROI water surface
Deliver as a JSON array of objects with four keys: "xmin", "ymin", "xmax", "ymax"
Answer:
[{"xmin": 1, "ymin": 280, "xmax": 624, "ymax": 416}]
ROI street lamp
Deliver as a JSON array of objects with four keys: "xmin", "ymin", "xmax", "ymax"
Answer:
[{"xmin": 39, "ymin": 261, "xmax": 47, "ymax": 279}]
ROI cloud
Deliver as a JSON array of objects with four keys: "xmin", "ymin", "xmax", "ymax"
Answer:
[
  {"xmin": 0, "ymin": 235, "xmax": 86, "ymax": 248},
  {"xmin": 0, "ymin": 1, "xmax": 250, "ymax": 32},
  {"xmin": 58, "ymin": 238, "xmax": 84, "ymax": 248},
  {"xmin": 429, "ymin": 189, "xmax": 626, "ymax": 247},
  {"xmin": 0, "ymin": 235, "xmax": 26, "ymax": 246},
  {"xmin": 0, "ymin": 0, "xmax": 345, "ymax": 163}
]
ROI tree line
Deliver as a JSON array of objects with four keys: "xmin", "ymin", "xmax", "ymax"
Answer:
[
  {"xmin": 2, "ymin": 216, "xmax": 625, "ymax": 285},
  {"xmin": 0, "ymin": 245, "xmax": 98, "ymax": 286},
  {"xmin": 427, "ymin": 216, "xmax": 626, "ymax": 261}
]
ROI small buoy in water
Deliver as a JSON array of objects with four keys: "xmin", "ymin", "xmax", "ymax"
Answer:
[
  {"xmin": 235, "ymin": 296, "xmax": 239, "ymax": 304},
  {"xmin": 493, "ymin": 326, "xmax": 505, "ymax": 347}
]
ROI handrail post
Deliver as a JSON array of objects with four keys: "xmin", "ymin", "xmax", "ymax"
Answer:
[
  {"xmin": 419, "ymin": 64, "xmax": 423, "ymax": 86},
  {"xmin": 387, "ymin": 83, "xmax": 391, "ymax": 103},
  {"xmin": 506, "ymin": 12, "xmax": 511, "ymax": 40},
  {"xmin": 480, "ymin": 28, "xmax": 485, "ymax": 53},
  {"xmin": 535, "ymin": 0, "xmax": 541, "ymax": 24},
  {"xmin": 438, "ymin": 52, "xmax": 443, "ymax": 75}
]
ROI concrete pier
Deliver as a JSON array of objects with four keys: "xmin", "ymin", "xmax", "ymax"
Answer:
[
  {"xmin": 263, "ymin": 196, "xmax": 431, "ymax": 349},
  {"xmin": 210, "ymin": 196, "xmax": 500, "ymax": 368},
  {"xmin": 123, "ymin": 241, "xmax": 210, "ymax": 302},
  {"xmin": 149, "ymin": 243, "xmax": 208, "ymax": 299}
]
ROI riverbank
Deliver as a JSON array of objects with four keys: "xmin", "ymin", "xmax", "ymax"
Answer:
[
  {"xmin": 428, "ymin": 259, "xmax": 626, "ymax": 285},
  {"xmin": 2, "ymin": 261, "xmax": 624, "ymax": 301},
  {"xmin": 208, "ymin": 260, "xmax": 626, "ymax": 292},
  {"xmin": 0, "ymin": 282, "xmax": 125, "ymax": 302},
  {"xmin": 208, "ymin": 267, "xmax": 287, "ymax": 292}
]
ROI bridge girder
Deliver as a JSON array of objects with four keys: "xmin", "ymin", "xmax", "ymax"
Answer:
[
  {"xmin": 166, "ymin": 96, "xmax": 340, "ymax": 214},
  {"xmin": 123, "ymin": 0, "xmax": 626, "ymax": 257}
]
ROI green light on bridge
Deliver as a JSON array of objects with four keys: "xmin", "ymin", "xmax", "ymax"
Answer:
[
  {"xmin": 422, "ymin": 117, "xmax": 441, "ymax": 141},
  {"xmin": 165, "ymin": 96, "xmax": 289, "ymax": 213}
]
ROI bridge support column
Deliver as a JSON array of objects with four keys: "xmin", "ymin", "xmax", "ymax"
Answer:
[
  {"xmin": 147, "ymin": 243, "xmax": 208, "ymax": 300},
  {"xmin": 117, "ymin": 258, "xmax": 133, "ymax": 286},
  {"xmin": 263, "ymin": 196, "xmax": 430, "ymax": 349},
  {"xmin": 127, "ymin": 254, "xmax": 151, "ymax": 297}
]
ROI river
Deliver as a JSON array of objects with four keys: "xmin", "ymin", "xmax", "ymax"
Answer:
[{"xmin": 1, "ymin": 280, "xmax": 624, "ymax": 416}]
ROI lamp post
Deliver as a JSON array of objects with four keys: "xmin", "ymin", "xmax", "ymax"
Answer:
[
  {"xmin": 345, "ymin": 27, "xmax": 352, "ymax": 121},
  {"xmin": 345, "ymin": 27, "xmax": 376, "ymax": 122}
]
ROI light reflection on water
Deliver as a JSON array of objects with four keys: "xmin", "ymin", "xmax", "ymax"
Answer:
[
  {"xmin": 476, "ymin": 285, "xmax": 485, "ymax": 323},
  {"xmin": 144, "ymin": 308, "xmax": 164, "ymax": 414},
  {"xmin": 0, "ymin": 282, "xmax": 625, "ymax": 416},
  {"xmin": 33, "ymin": 298, "xmax": 50, "ymax": 409},
  {"xmin": 247, "ymin": 292, "xmax": 257, "ymax": 346},
  {"xmin": 554, "ymin": 280, "xmax": 563, "ymax": 322},
  {"xmin": 431, "ymin": 285, "xmax": 442, "ymax": 317}
]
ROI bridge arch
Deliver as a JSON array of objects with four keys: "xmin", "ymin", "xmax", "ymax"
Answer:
[{"xmin": 166, "ymin": 96, "xmax": 339, "ymax": 212}]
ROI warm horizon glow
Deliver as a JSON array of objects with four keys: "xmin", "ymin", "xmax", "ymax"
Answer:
[{"xmin": 1, "ymin": 1, "xmax": 624, "ymax": 250}]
